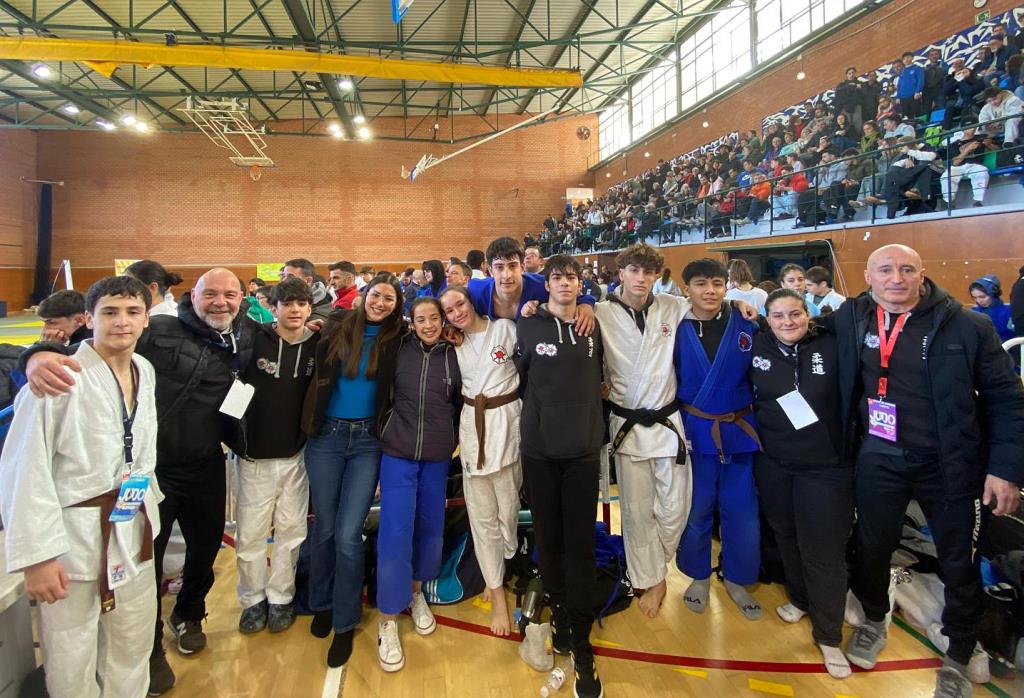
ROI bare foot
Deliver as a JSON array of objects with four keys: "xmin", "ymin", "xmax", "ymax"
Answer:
[
  {"xmin": 481, "ymin": 587, "xmax": 492, "ymax": 603},
  {"xmin": 489, "ymin": 587, "xmax": 511, "ymax": 636},
  {"xmin": 638, "ymin": 579, "xmax": 667, "ymax": 618}
]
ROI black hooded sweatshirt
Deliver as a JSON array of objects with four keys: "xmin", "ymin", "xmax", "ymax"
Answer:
[{"xmin": 515, "ymin": 305, "xmax": 605, "ymax": 460}]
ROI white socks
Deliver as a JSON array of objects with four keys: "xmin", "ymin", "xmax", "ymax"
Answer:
[
  {"xmin": 819, "ymin": 644, "xmax": 852, "ymax": 679},
  {"xmin": 776, "ymin": 603, "xmax": 808, "ymax": 624}
]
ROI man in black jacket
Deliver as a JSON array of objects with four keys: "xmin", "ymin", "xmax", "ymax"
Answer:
[
  {"xmin": 831, "ymin": 245, "xmax": 1024, "ymax": 698},
  {"xmin": 21, "ymin": 267, "xmax": 256, "ymax": 695},
  {"xmin": 834, "ymin": 67, "xmax": 863, "ymax": 131}
]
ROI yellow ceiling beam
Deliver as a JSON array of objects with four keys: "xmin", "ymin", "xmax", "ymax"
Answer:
[{"xmin": 0, "ymin": 37, "xmax": 583, "ymax": 88}]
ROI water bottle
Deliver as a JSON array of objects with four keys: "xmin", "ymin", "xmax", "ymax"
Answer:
[
  {"xmin": 539, "ymin": 667, "xmax": 566, "ymax": 696},
  {"xmin": 521, "ymin": 576, "xmax": 544, "ymax": 626}
]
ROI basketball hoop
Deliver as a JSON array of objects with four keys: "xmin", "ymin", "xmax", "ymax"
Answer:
[{"xmin": 249, "ymin": 165, "xmax": 262, "ymax": 181}]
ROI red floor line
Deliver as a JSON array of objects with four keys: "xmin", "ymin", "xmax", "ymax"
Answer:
[{"xmin": 219, "ymin": 531, "xmax": 942, "ymax": 675}]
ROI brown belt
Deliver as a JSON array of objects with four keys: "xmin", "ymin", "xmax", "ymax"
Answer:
[
  {"xmin": 71, "ymin": 487, "xmax": 153, "ymax": 613},
  {"xmin": 681, "ymin": 404, "xmax": 763, "ymax": 463},
  {"xmin": 462, "ymin": 391, "xmax": 519, "ymax": 469}
]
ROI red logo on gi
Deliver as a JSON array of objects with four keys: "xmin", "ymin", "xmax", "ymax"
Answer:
[
  {"xmin": 491, "ymin": 344, "xmax": 509, "ymax": 364},
  {"xmin": 660, "ymin": 322, "xmax": 672, "ymax": 338},
  {"xmin": 738, "ymin": 332, "xmax": 753, "ymax": 352}
]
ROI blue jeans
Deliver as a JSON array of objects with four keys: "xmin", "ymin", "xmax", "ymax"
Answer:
[
  {"xmin": 304, "ymin": 418, "xmax": 381, "ymax": 633},
  {"xmin": 375, "ymin": 455, "xmax": 449, "ymax": 614}
]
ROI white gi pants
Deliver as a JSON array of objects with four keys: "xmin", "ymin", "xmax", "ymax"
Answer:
[
  {"xmin": 235, "ymin": 451, "xmax": 309, "ymax": 608},
  {"xmin": 162, "ymin": 523, "xmax": 185, "ymax": 580},
  {"xmin": 615, "ymin": 455, "xmax": 692, "ymax": 589},
  {"xmin": 40, "ymin": 572, "xmax": 155, "ymax": 698},
  {"xmin": 941, "ymin": 164, "xmax": 990, "ymax": 203},
  {"xmin": 463, "ymin": 463, "xmax": 522, "ymax": 589}
]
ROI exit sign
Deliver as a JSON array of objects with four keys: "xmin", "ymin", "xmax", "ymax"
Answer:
[{"xmin": 977, "ymin": 10, "xmax": 991, "ymax": 23}]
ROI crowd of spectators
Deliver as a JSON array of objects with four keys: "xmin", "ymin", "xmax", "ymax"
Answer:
[{"xmin": 532, "ymin": 22, "xmax": 1024, "ymax": 257}]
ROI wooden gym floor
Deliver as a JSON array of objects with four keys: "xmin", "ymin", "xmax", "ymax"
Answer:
[{"xmin": 159, "ymin": 498, "xmax": 1021, "ymax": 698}]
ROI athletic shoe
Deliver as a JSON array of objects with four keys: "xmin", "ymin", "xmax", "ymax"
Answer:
[
  {"xmin": 551, "ymin": 606, "xmax": 572, "ymax": 655},
  {"xmin": 147, "ymin": 650, "xmax": 176, "ymax": 696},
  {"xmin": 844, "ymin": 621, "xmax": 887, "ymax": 670},
  {"xmin": 378, "ymin": 620, "xmax": 405, "ymax": 672},
  {"xmin": 327, "ymin": 629, "xmax": 354, "ymax": 668},
  {"xmin": 572, "ymin": 649, "xmax": 604, "ymax": 698},
  {"xmin": 169, "ymin": 612, "xmax": 207, "ymax": 655},
  {"xmin": 849, "ymin": 200, "xmax": 866, "ymax": 209},
  {"xmin": 311, "ymin": 609, "xmax": 332, "ymax": 638},
  {"xmin": 267, "ymin": 603, "xmax": 296, "ymax": 633},
  {"xmin": 239, "ymin": 600, "xmax": 268, "ymax": 634},
  {"xmin": 933, "ymin": 666, "xmax": 971, "ymax": 698},
  {"xmin": 409, "ymin": 591, "xmax": 436, "ymax": 636}
]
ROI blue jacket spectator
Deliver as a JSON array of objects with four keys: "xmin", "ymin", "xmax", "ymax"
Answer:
[{"xmin": 970, "ymin": 275, "xmax": 1015, "ymax": 343}]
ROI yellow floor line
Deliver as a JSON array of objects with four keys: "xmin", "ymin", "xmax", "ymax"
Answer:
[
  {"xmin": 591, "ymin": 637, "xmax": 625, "ymax": 648},
  {"xmin": 748, "ymin": 678, "xmax": 795, "ymax": 696},
  {"xmin": 471, "ymin": 597, "xmax": 492, "ymax": 612},
  {"xmin": 671, "ymin": 667, "xmax": 709, "ymax": 678}
]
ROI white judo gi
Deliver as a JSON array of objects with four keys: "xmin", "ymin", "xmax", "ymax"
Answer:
[
  {"xmin": 455, "ymin": 319, "xmax": 522, "ymax": 589},
  {"xmin": 0, "ymin": 343, "xmax": 161, "ymax": 698},
  {"xmin": 594, "ymin": 292, "xmax": 693, "ymax": 589}
]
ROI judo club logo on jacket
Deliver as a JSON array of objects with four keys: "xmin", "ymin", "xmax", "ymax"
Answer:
[
  {"xmin": 738, "ymin": 331, "xmax": 753, "ymax": 352},
  {"xmin": 536, "ymin": 342, "xmax": 558, "ymax": 357},
  {"xmin": 659, "ymin": 322, "xmax": 672, "ymax": 338},
  {"xmin": 752, "ymin": 356, "xmax": 771, "ymax": 371},
  {"xmin": 491, "ymin": 345, "xmax": 509, "ymax": 364}
]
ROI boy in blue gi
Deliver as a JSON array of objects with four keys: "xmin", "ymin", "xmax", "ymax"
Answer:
[{"xmin": 674, "ymin": 258, "xmax": 763, "ymax": 620}]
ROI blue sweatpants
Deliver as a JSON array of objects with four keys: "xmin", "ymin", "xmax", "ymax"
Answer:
[
  {"xmin": 375, "ymin": 454, "xmax": 449, "ymax": 615},
  {"xmin": 676, "ymin": 451, "xmax": 760, "ymax": 585}
]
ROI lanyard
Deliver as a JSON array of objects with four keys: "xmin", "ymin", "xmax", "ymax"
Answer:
[
  {"xmin": 776, "ymin": 341, "xmax": 800, "ymax": 390},
  {"xmin": 876, "ymin": 305, "xmax": 909, "ymax": 399},
  {"xmin": 108, "ymin": 363, "xmax": 140, "ymax": 473}
]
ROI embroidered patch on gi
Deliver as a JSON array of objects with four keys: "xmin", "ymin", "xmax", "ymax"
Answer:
[
  {"xmin": 864, "ymin": 332, "xmax": 880, "ymax": 349},
  {"xmin": 110, "ymin": 564, "xmax": 125, "ymax": 584},
  {"xmin": 659, "ymin": 322, "xmax": 672, "ymax": 338},
  {"xmin": 536, "ymin": 342, "xmax": 558, "ymax": 357},
  {"xmin": 738, "ymin": 332, "xmax": 753, "ymax": 352},
  {"xmin": 752, "ymin": 356, "xmax": 771, "ymax": 371},
  {"xmin": 491, "ymin": 344, "xmax": 509, "ymax": 364}
]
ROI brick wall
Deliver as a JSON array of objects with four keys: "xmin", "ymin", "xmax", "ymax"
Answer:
[
  {"xmin": 35, "ymin": 113, "xmax": 597, "ymax": 270},
  {"xmin": 595, "ymin": 0, "xmax": 1023, "ymax": 191},
  {"xmin": 0, "ymin": 129, "xmax": 37, "ymax": 311}
]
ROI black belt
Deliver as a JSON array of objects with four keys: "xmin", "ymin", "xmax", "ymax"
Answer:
[{"xmin": 608, "ymin": 400, "xmax": 686, "ymax": 461}]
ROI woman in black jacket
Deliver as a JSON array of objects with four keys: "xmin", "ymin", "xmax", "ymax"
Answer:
[
  {"xmin": 749, "ymin": 289, "xmax": 853, "ymax": 680},
  {"xmin": 374, "ymin": 297, "xmax": 461, "ymax": 673}
]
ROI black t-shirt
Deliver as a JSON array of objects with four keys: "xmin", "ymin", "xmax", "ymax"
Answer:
[
  {"xmin": 858, "ymin": 303, "xmax": 939, "ymax": 455},
  {"xmin": 683, "ymin": 305, "xmax": 730, "ymax": 363}
]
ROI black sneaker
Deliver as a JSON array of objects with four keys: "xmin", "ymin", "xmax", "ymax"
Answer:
[
  {"xmin": 239, "ymin": 600, "xmax": 268, "ymax": 634},
  {"xmin": 551, "ymin": 606, "xmax": 571, "ymax": 655},
  {"xmin": 572, "ymin": 649, "xmax": 604, "ymax": 698},
  {"xmin": 169, "ymin": 611, "xmax": 207, "ymax": 655},
  {"xmin": 267, "ymin": 603, "xmax": 296, "ymax": 633},
  {"xmin": 147, "ymin": 649, "xmax": 176, "ymax": 696},
  {"xmin": 310, "ymin": 609, "xmax": 332, "ymax": 638},
  {"xmin": 328, "ymin": 629, "xmax": 355, "ymax": 668}
]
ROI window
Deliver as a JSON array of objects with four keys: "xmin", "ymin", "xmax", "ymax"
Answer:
[
  {"xmin": 755, "ymin": 0, "xmax": 866, "ymax": 64},
  {"xmin": 631, "ymin": 51, "xmax": 678, "ymax": 141},
  {"xmin": 599, "ymin": 102, "xmax": 630, "ymax": 160},
  {"xmin": 679, "ymin": 1, "xmax": 751, "ymax": 111}
]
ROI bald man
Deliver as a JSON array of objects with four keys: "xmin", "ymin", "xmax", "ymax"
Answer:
[
  {"xmin": 21, "ymin": 267, "xmax": 258, "ymax": 695},
  {"xmin": 827, "ymin": 245, "xmax": 1024, "ymax": 696}
]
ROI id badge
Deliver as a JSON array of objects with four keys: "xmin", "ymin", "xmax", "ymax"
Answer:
[
  {"xmin": 109, "ymin": 474, "xmax": 150, "ymax": 523},
  {"xmin": 219, "ymin": 379, "xmax": 255, "ymax": 419},
  {"xmin": 776, "ymin": 390, "xmax": 819, "ymax": 430},
  {"xmin": 867, "ymin": 399, "xmax": 898, "ymax": 442}
]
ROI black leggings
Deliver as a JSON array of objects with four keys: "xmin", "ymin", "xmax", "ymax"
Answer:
[
  {"xmin": 522, "ymin": 454, "xmax": 599, "ymax": 653},
  {"xmin": 755, "ymin": 453, "xmax": 853, "ymax": 647}
]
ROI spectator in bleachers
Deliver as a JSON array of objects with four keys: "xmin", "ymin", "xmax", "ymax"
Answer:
[
  {"xmin": 942, "ymin": 63, "xmax": 984, "ymax": 131},
  {"xmin": 875, "ymin": 95, "xmax": 897, "ymax": 123},
  {"xmin": 978, "ymin": 85, "xmax": 1023, "ymax": 146},
  {"xmin": 804, "ymin": 266, "xmax": 846, "ymax": 313},
  {"xmin": 940, "ymin": 118, "xmax": 993, "ymax": 208},
  {"xmin": 763, "ymin": 135, "xmax": 784, "ymax": 163},
  {"xmin": 851, "ymin": 136, "xmax": 899, "ymax": 210},
  {"xmin": 37, "ymin": 290, "xmax": 91, "ymax": 346},
  {"xmin": 880, "ymin": 114, "xmax": 915, "ymax": 139},
  {"xmin": 725, "ymin": 259, "xmax": 768, "ymax": 312},
  {"xmin": 894, "ymin": 52, "xmax": 925, "ymax": 119},
  {"xmin": 978, "ymin": 36, "xmax": 1009, "ymax": 83},
  {"xmin": 814, "ymin": 150, "xmax": 850, "ymax": 223},
  {"xmin": 969, "ymin": 275, "xmax": 1015, "ymax": 343},
  {"xmin": 737, "ymin": 172, "xmax": 772, "ymax": 225},
  {"xmin": 921, "ymin": 48, "xmax": 947, "ymax": 118},
  {"xmin": 859, "ymin": 119, "xmax": 880, "ymax": 153},
  {"xmin": 834, "ymin": 67, "xmax": 864, "ymax": 130},
  {"xmin": 861, "ymin": 71, "xmax": 883, "ymax": 121},
  {"xmin": 1006, "ymin": 53, "xmax": 1024, "ymax": 98},
  {"xmin": 830, "ymin": 113, "xmax": 858, "ymax": 152},
  {"xmin": 875, "ymin": 136, "xmax": 938, "ymax": 219},
  {"xmin": 771, "ymin": 165, "xmax": 807, "ymax": 219}
]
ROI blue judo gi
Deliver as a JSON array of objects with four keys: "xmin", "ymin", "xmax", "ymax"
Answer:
[
  {"xmin": 466, "ymin": 272, "xmax": 595, "ymax": 320},
  {"xmin": 674, "ymin": 307, "xmax": 762, "ymax": 585}
]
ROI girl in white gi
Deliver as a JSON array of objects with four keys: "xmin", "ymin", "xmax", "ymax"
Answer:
[
  {"xmin": 0, "ymin": 276, "xmax": 161, "ymax": 698},
  {"xmin": 439, "ymin": 286, "xmax": 522, "ymax": 636}
]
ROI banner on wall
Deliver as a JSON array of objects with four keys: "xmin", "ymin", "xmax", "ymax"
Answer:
[
  {"xmin": 114, "ymin": 259, "xmax": 140, "ymax": 276},
  {"xmin": 255, "ymin": 263, "xmax": 283, "ymax": 281}
]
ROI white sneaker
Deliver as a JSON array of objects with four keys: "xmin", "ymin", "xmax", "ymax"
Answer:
[
  {"xmin": 967, "ymin": 645, "xmax": 991, "ymax": 684},
  {"xmin": 409, "ymin": 591, "xmax": 436, "ymax": 636},
  {"xmin": 377, "ymin": 620, "xmax": 405, "ymax": 672}
]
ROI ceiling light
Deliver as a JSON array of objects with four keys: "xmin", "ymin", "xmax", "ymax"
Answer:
[
  {"xmin": 702, "ymin": 121, "xmax": 709, "ymax": 128},
  {"xmin": 357, "ymin": 126, "xmax": 371, "ymax": 139},
  {"xmin": 644, "ymin": 151, "xmax": 651, "ymax": 158},
  {"xmin": 433, "ymin": 122, "xmax": 440, "ymax": 130},
  {"xmin": 353, "ymin": 114, "xmax": 366, "ymax": 124},
  {"xmin": 32, "ymin": 63, "xmax": 52, "ymax": 79},
  {"xmin": 605, "ymin": 172, "xmax": 611, "ymax": 178},
  {"xmin": 796, "ymin": 71, "xmax": 806, "ymax": 80},
  {"xmin": 96, "ymin": 119, "xmax": 116, "ymax": 131},
  {"xmin": 338, "ymin": 78, "xmax": 354, "ymax": 90},
  {"xmin": 62, "ymin": 104, "xmax": 80, "ymax": 115},
  {"xmin": 134, "ymin": 121, "xmax": 149, "ymax": 132},
  {"xmin": 120, "ymin": 114, "xmax": 137, "ymax": 126},
  {"xmin": 328, "ymin": 123, "xmax": 343, "ymax": 138}
]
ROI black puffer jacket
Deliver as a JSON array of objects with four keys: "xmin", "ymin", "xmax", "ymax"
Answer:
[
  {"xmin": 831, "ymin": 280, "xmax": 1024, "ymax": 495},
  {"xmin": 19, "ymin": 293, "xmax": 256, "ymax": 467},
  {"xmin": 376, "ymin": 335, "xmax": 461, "ymax": 462}
]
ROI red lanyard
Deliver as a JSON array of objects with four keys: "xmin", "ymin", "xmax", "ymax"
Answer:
[{"xmin": 876, "ymin": 305, "xmax": 908, "ymax": 399}]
